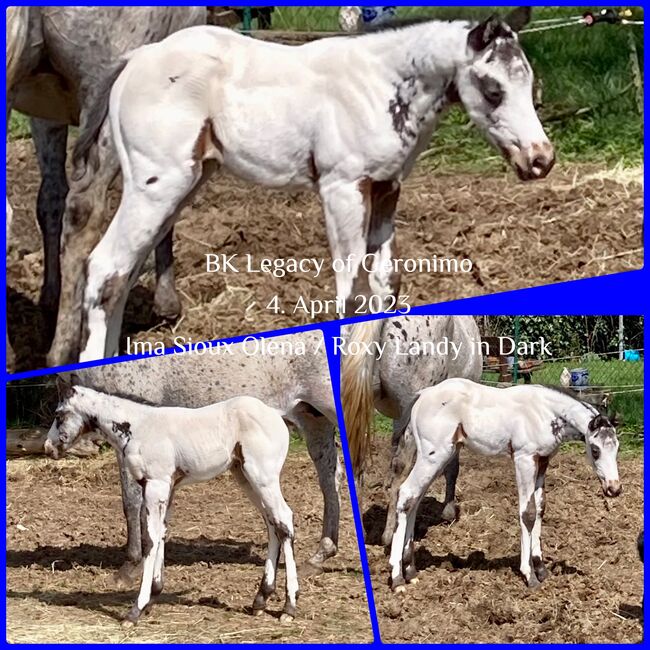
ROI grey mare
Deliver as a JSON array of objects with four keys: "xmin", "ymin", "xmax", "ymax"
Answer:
[
  {"xmin": 341, "ymin": 315, "xmax": 483, "ymax": 545},
  {"xmin": 61, "ymin": 330, "xmax": 340, "ymax": 577},
  {"xmin": 5, "ymin": 7, "xmax": 206, "ymax": 367}
]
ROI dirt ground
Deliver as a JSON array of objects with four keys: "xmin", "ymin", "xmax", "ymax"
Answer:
[
  {"xmin": 363, "ymin": 438, "xmax": 644, "ymax": 644},
  {"xmin": 6, "ymin": 448, "xmax": 371, "ymax": 643},
  {"xmin": 7, "ymin": 138, "xmax": 643, "ymax": 371}
]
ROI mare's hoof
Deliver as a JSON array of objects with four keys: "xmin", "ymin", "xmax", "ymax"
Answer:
[
  {"xmin": 252, "ymin": 608, "xmax": 265, "ymax": 617},
  {"xmin": 441, "ymin": 502, "xmax": 460, "ymax": 523},
  {"xmin": 394, "ymin": 585, "xmax": 406, "ymax": 595},
  {"xmin": 279, "ymin": 613, "xmax": 294, "ymax": 625},
  {"xmin": 153, "ymin": 291, "xmax": 182, "ymax": 321},
  {"xmin": 121, "ymin": 619, "xmax": 136, "ymax": 629},
  {"xmin": 408, "ymin": 577, "xmax": 420, "ymax": 585},
  {"xmin": 300, "ymin": 560, "xmax": 324, "ymax": 578},
  {"xmin": 526, "ymin": 575, "xmax": 542, "ymax": 591}
]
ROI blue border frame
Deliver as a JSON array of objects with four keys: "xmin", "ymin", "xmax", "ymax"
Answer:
[{"xmin": 3, "ymin": 2, "xmax": 647, "ymax": 647}]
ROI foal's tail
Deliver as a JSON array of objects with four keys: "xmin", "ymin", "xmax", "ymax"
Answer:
[
  {"xmin": 341, "ymin": 319, "xmax": 384, "ymax": 477},
  {"xmin": 71, "ymin": 57, "xmax": 129, "ymax": 178}
]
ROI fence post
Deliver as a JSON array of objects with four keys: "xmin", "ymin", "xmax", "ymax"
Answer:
[
  {"xmin": 242, "ymin": 7, "xmax": 252, "ymax": 31},
  {"xmin": 619, "ymin": 315, "xmax": 625, "ymax": 360},
  {"xmin": 513, "ymin": 316, "xmax": 520, "ymax": 384}
]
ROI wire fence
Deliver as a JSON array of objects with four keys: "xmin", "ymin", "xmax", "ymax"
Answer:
[{"xmin": 479, "ymin": 316, "xmax": 644, "ymax": 436}]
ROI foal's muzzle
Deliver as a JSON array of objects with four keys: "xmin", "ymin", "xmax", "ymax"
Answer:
[
  {"xmin": 602, "ymin": 479, "xmax": 622, "ymax": 498},
  {"xmin": 507, "ymin": 142, "xmax": 555, "ymax": 181},
  {"xmin": 44, "ymin": 438, "xmax": 61, "ymax": 459}
]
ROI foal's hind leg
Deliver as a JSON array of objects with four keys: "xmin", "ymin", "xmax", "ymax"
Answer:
[
  {"xmin": 79, "ymin": 163, "xmax": 208, "ymax": 361},
  {"xmin": 243, "ymin": 469, "xmax": 298, "ymax": 621},
  {"xmin": 389, "ymin": 447, "xmax": 454, "ymax": 592},
  {"xmin": 230, "ymin": 464, "xmax": 281, "ymax": 615}
]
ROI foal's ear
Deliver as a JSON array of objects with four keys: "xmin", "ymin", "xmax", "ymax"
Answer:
[
  {"xmin": 588, "ymin": 414, "xmax": 610, "ymax": 432},
  {"xmin": 504, "ymin": 6, "xmax": 532, "ymax": 33},
  {"xmin": 468, "ymin": 15, "xmax": 502, "ymax": 52},
  {"xmin": 56, "ymin": 376, "xmax": 75, "ymax": 401}
]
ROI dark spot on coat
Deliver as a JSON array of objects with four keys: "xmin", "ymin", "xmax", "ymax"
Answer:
[
  {"xmin": 169, "ymin": 75, "xmax": 179, "ymax": 83},
  {"xmin": 146, "ymin": 176, "xmax": 158, "ymax": 185},
  {"xmin": 522, "ymin": 493, "xmax": 536, "ymax": 532}
]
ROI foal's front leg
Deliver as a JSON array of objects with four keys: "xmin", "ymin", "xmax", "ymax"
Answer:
[
  {"xmin": 123, "ymin": 478, "xmax": 170, "ymax": 626},
  {"xmin": 531, "ymin": 455, "xmax": 550, "ymax": 582},
  {"xmin": 513, "ymin": 454, "xmax": 540, "ymax": 588},
  {"xmin": 319, "ymin": 177, "xmax": 401, "ymax": 316}
]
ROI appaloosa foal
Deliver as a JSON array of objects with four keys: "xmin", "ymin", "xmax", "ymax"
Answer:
[{"xmin": 45, "ymin": 382, "xmax": 299, "ymax": 625}]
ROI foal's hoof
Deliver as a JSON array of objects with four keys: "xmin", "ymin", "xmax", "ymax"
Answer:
[
  {"xmin": 408, "ymin": 577, "xmax": 420, "ymax": 585},
  {"xmin": 394, "ymin": 585, "xmax": 407, "ymax": 595},
  {"xmin": 532, "ymin": 557, "xmax": 549, "ymax": 582},
  {"xmin": 252, "ymin": 608, "xmax": 265, "ymax": 617},
  {"xmin": 279, "ymin": 613, "xmax": 294, "ymax": 625},
  {"xmin": 121, "ymin": 619, "xmax": 136, "ymax": 629},
  {"xmin": 526, "ymin": 575, "xmax": 542, "ymax": 591},
  {"xmin": 122, "ymin": 605, "xmax": 141, "ymax": 627}
]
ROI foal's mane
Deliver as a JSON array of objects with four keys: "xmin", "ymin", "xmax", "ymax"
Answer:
[
  {"xmin": 360, "ymin": 16, "xmax": 473, "ymax": 35},
  {"xmin": 538, "ymin": 384, "xmax": 599, "ymax": 414},
  {"xmin": 72, "ymin": 385, "xmax": 159, "ymax": 408}
]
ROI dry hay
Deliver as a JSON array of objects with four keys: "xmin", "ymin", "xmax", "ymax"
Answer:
[
  {"xmin": 6, "ymin": 138, "xmax": 643, "ymax": 371},
  {"xmin": 6, "ymin": 449, "xmax": 372, "ymax": 643},
  {"xmin": 362, "ymin": 438, "xmax": 644, "ymax": 643}
]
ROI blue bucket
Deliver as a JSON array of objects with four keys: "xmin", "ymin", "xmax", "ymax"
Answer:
[
  {"xmin": 570, "ymin": 368, "xmax": 589, "ymax": 387},
  {"xmin": 624, "ymin": 349, "xmax": 640, "ymax": 362},
  {"xmin": 361, "ymin": 6, "xmax": 397, "ymax": 26}
]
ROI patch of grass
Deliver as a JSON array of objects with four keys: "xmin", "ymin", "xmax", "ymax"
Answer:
[{"xmin": 8, "ymin": 112, "xmax": 30, "ymax": 140}]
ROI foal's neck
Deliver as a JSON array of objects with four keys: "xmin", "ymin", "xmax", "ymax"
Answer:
[
  {"xmin": 71, "ymin": 387, "xmax": 145, "ymax": 447},
  {"xmin": 545, "ymin": 389, "xmax": 595, "ymax": 441},
  {"xmin": 358, "ymin": 21, "xmax": 472, "ymax": 84}
]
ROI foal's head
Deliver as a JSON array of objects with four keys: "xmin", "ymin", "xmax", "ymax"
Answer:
[
  {"xmin": 586, "ymin": 414, "xmax": 621, "ymax": 497},
  {"xmin": 456, "ymin": 7, "xmax": 555, "ymax": 181},
  {"xmin": 44, "ymin": 380, "xmax": 93, "ymax": 459}
]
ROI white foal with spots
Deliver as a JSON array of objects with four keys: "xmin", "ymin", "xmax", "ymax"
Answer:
[
  {"xmin": 388, "ymin": 379, "xmax": 621, "ymax": 592},
  {"xmin": 73, "ymin": 7, "xmax": 554, "ymax": 361},
  {"xmin": 45, "ymin": 382, "xmax": 299, "ymax": 625}
]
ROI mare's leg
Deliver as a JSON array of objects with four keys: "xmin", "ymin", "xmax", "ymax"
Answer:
[
  {"xmin": 6, "ymin": 198, "xmax": 15, "ymax": 371},
  {"xmin": 513, "ymin": 454, "xmax": 540, "ymax": 588},
  {"xmin": 531, "ymin": 455, "xmax": 549, "ymax": 582},
  {"xmin": 293, "ymin": 407, "xmax": 341, "ymax": 570},
  {"xmin": 153, "ymin": 228, "xmax": 181, "ymax": 320},
  {"xmin": 48, "ymin": 116, "xmax": 119, "ymax": 366},
  {"xmin": 123, "ymin": 478, "xmax": 170, "ymax": 626},
  {"xmin": 319, "ymin": 177, "xmax": 401, "ymax": 316},
  {"xmin": 389, "ymin": 446, "xmax": 454, "ymax": 592},
  {"xmin": 441, "ymin": 452, "xmax": 461, "ymax": 523},
  {"xmin": 382, "ymin": 419, "xmax": 416, "ymax": 547},
  {"xmin": 115, "ymin": 451, "xmax": 144, "ymax": 584},
  {"xmin": 30, "ymin": 118, "xmax": 68, "ymax": 334},
  {"xmin": 230, "ymin": 463, "xmax": 280, "ymax": 614}
]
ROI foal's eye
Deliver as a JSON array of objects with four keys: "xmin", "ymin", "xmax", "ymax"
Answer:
[
  {"xmin": 479, "ymin": 77, "xmax": 504, "ymax": 108},
  {"xmin": 590, "ymin": 445, "xmax": 601, "ymax": 460}
]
